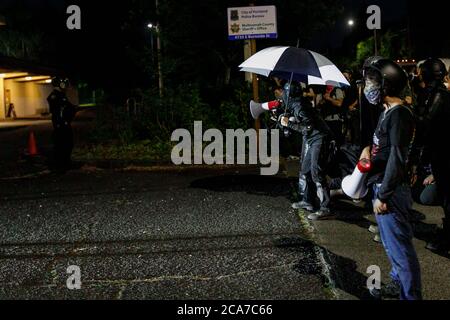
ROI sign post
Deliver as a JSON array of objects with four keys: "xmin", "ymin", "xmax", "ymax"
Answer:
[
  {"xmin": 227, "ymin": 5, "xmax": 277, "ymax": 131},
  {"xmin": 250, "ymin": 38, "xmax": 260, "ymax": 131}
]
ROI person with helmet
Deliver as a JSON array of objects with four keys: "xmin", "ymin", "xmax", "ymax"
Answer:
[
  {"xmin": 341, "ymin": 69, "xmax": 360, "ymax": 145},
  {"xmin": 358, "ymin": 57, "xmax": 386, "ymax": 244},
  {"xmin": 416, "ymin": 58, "xmax": 450, "ymax": 253},
  {"xmin": 278, "ymin": 82, "xmax": 335, "ymax": 220},
  {"xmin": 360, "ymin": 56, "xmax": 385, "ymax": 147},
  {"xmin": 361, "ymin": 58, "xmax": 421, "ymax": 300},
  {"xmin": 47, "ymin": 77, "xmax": 78, "ymax": 172},
  {"xmin": 317, "ymin": 84, "xmax": 345, "ymax": 146}
]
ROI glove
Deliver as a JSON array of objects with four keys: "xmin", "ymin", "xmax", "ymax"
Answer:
[{"xmin": 280, "ymin": 116, "xmax": 289, "ymax": 127}]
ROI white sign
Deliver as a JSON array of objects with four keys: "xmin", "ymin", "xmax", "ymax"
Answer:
[{"xmin": 227, "ymin": 6, "xmax": 277, "ymax": 41}]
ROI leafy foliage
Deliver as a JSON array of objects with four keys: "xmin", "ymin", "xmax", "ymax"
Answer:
[
  {"xmin": 356, "ymin": 30, "xmax": 410, "ymax": 66},
  {"xmin": 0, "ymin": 28, "xmax": 46, "ymax": 60}
]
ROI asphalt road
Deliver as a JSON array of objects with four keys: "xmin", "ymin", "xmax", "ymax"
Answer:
[
  {"xmin": 0, "ymin": 110, "xmax": 94, "ymax": 179},
  {"xmin": 0, "ymin": 167, "xmax": 330, "ymax": 300}
]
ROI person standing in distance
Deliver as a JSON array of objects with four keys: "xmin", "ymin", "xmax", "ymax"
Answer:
[{"xmin": 47, "ymin": 77, "xmax": 78, "ymax": 172}]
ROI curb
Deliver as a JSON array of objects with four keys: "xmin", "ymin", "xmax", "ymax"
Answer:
[
  {"xmin": 0, "ymin": 125, "xmax": 28, "ymax": 133},
  {"xmin": 296, "ymin": 210, "xmax": 342, "ymax": 300},
  {"xmin": 0, "ymin": 170, "xmax": 51, "ymax": 181},
  {"xmin": 73, "ymin": 159, "xmax": 260, "ymax": 171}
]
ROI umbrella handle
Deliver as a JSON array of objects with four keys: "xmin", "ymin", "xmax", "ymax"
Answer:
[
  {"xmin": 357, "ymin": 81, "xmax": 363, "ymax": 144},
  {"xmin": 283, "ymin": 71, "xmax": 295, "ymax": 115}
]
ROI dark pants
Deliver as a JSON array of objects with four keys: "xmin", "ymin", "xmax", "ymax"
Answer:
[
  {"xmin": 373, "ymin": 184, "xmax": 422, "ymax": 300},
  {"xmin": 431, "ymin": 159, "xmax": 450, "ymax": 237},
  {"xmin": 349, "ymin": 114, "xmax": 361, "ymax": 146},
  {"xmin": 412, "ymin": 180, "xmax": 441, "ymax": 206},
  {"xmin": 53, "ymin": 126, "xmax": 74, "ymax": 170},
  {"xmin": 299, "ymin": 136, "xmax": 330, "ymax": 210}
]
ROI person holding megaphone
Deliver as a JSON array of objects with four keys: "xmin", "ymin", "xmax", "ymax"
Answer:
[
  {"xmin": 360, "ymin": 58, "xmax": 421, "ymax": 300},
  {"xmin": 277, "ymin": 82, "xmax": 335, "ymax": 221},
  {"xmin": 251, "ymin": 81, "xmax": 334, "ymax": 219}
]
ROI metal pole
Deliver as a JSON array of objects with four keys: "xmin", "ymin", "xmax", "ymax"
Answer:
[
  {"xmin": 250, "ymin": 38, "xmax": 260, "ymax": 132},
  {"xmin": 248, "ymin": 2, "xmax": 260, "ymax": 131},
  {"xmin": 150, "ymin": 34, "xmax": 154, "ymax": 63},
  {"xmin": 374, "ymin": 29, "xmax": 378, "ymax": 56},
  {"xmin": 156, "ymin": 0, "xmax": 163, "ymax": 97},
  {"xmin": 358, "ymin": 81, "xmax": 363, "ymax": 146}
]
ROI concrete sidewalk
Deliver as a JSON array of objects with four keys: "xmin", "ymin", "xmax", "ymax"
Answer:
[
  {"xmin": 0, "ymin": 119, "xmax": 51, "ymax": 131},
  {"xmin": 301, "ymin": 199, "xmax": 450, "ymax": 300}
]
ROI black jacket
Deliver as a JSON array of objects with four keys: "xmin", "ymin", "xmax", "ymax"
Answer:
[
  {"xmin": 369, "ymin": 105, "xmax": 415, "ymax": 202},
  {"xmin": 47, "ymin": 90, "xmax": 77, "ymax": 129},
  {"xmin": 286, "ymin": 97, "xmax": 332, "ymax": 141},
  {"xmin": 419, "ymin": 85, "xmax": 450, "ymax": 169}
]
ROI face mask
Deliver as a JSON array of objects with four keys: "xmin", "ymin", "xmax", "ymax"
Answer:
[{"xmin": 364, "ymin": 78, "xmax": 381, "ymax": 105}]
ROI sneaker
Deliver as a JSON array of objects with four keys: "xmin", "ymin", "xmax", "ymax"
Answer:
[
  {"xmin": 292, "ymin": 201, "xmax": 314, "ymax": 211},
  {"xmin": 369, "ymin": 281, "xmax": 401, "ymax": 300},
  {"xmin": 425, "ymin": 233, "xmax": 450, "ymax": 253},
  {"xmin": 307, "ymin": 209, "xmax": 336, "ymax": 221},
  {"xmin": 330, "ymin": 189, "xmax": 344, "ymax": 198},
  {"xmin": 373, "ymin": 234, "xmax": 382, "ymax": 244},
  {"xmin": 369, "ymin": 225, "xmax": 379, "ymax": 234}
]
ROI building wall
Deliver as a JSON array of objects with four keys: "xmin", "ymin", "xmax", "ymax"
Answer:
[
  {"xmin": 3, "ymin": 80, "xmax": 79, "ymax": 118},
  {"xmin": 4, "ymin": 80, "xmax": 52, "ymax": 117},
  {"xmin": 0, "ymin": 78, "xmax": 4, "ymax": 119}
]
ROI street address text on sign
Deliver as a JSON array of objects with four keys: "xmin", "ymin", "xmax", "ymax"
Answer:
[{"xmin": 227, "ymin": 6, "xmax": 278, "ymax": 40}]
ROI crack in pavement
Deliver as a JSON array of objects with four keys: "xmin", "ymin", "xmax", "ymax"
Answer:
[{"xmin": 0, "ymin": 262, "xmax": 299, "ymax": 289}]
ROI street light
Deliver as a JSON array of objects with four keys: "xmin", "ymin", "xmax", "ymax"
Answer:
[
  {"xmin": 147, "ymin": 22, "xmax": 156, "ymax": 52},
  {"xmin": 147, "ymin": 21, "xmax": 163, "ymax": 97},
  {"xmin": 348, "ymin": 19, "xmax": 355, "ymax": 27}
]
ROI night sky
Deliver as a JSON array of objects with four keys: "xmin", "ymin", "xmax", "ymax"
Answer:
[
  {"xmin": 0, "ymin": 0, "xmax": 440, "ymax": 53},
  {"xmin": 0, "ymin": 0, "xmax": 447, "ymax": 91},
  {"xmin": 326, "ymin": 0, "xmax": 409, "ymax": 48},
  {"xmin": 0, "ymin": 0, "xmax": 422, "ymax": 50}
]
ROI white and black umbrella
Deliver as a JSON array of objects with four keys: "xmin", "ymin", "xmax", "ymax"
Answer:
[{"xmin": 239, "ymin": 46, "xmax": 350, "ymax": 87}]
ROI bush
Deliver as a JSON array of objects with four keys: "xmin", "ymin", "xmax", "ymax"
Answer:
[{"xmin": 79, "ymin": 80, "xmax": 258, "ymax": 161}]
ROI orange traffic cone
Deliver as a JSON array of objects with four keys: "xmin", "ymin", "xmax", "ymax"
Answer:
[{"xmin": 27, "ymin": 131, "xmax": 39, "ymax": 156}]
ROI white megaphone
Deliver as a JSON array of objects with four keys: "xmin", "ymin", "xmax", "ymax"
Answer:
[
  {"xmin": 249, "ymin": 100, "xmax": 281, "ymax": 120},
  {"xmin": 342, "ymin": 158, "xmax": 372, "ymax": 200}
]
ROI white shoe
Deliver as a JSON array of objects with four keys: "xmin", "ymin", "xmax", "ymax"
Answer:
[{"xmin": 369, "ymin": 225, "xmax": 379, "ymax": 234}]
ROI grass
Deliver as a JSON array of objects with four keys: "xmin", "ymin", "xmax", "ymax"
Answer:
[{"xmin": 72, "ymin": 140, "xmax": 172, "ymax": 162}]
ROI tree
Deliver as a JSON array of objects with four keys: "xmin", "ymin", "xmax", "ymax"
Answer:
[
  {"xmin": 355, "ymin": 30, "xmax": 409, "ymax": 66},
  {"xmin": 0, "ymin": 12, "xmax": 46, "ymax": 61}
]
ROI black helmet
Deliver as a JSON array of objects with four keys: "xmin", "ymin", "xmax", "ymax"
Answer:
[
  {"xmin": 420, "ymin": 58, "xmax": 447, "ymax": 84},
  {"xmin": 363, "ymin": 58, "xmax": 408, "ymax": 98},
  {"xmin": 51, "ymin": 77, "xmax": 69, "ymax": 89},
  {"xmin": 362, "ymin": 56, "xmax": 384, "ymax": 77}
]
